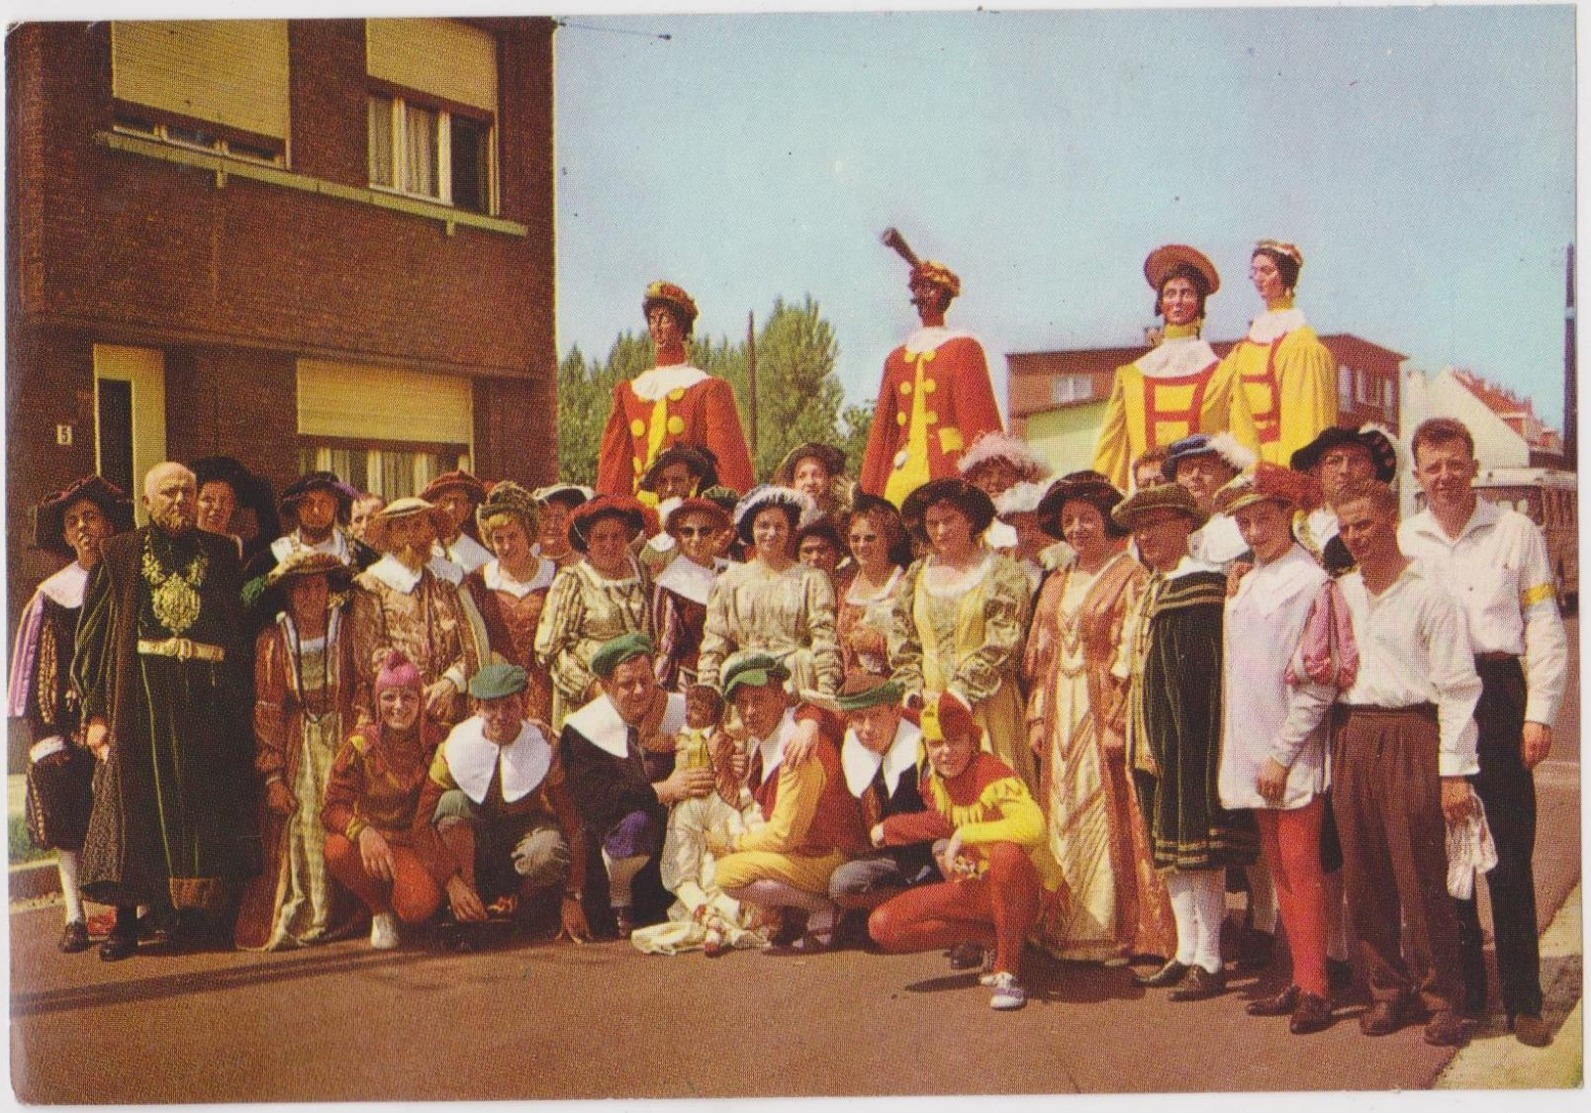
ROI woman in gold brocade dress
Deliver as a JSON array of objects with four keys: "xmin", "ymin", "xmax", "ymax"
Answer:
[
  {"xmin": 464, "ymin": 482, "xmax": 555, "ymax": 724},
  {"xmin": 1023, "ymin": 472, "xmax": 1176, "ymax": 964}
]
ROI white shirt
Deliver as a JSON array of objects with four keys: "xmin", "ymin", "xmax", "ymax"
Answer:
[
  {"xmin": 1338, "ymin": 563, "xmax": 1481, "ymax": 777},
  {"xmin": 1399, "ymin": 500, "xmax": 1568, "ymax": 727},
  {"xmin": 1220, "ymin": 545, "xmax": 1335, "ymax": 810}
]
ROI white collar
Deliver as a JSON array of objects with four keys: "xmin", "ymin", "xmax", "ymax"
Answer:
[
  {"xmin": 428, "ymin": 553, "xmax": 465, "ymax": 584},
  {"xmin": 1190, "ymin": 513, "xmax": 1248, "ymax": 566},
  {"xmin": 1246, "ymin": 305, "xmax": 1309, "ymax": 345},
  {"xmin": 483, "ymin": 558, "xmax": 556, "ymax": 598},
  {"xmin": 565, "ymin": 691, "xmax": 688, "ymax": 759},
  {"xmin": 1162, "ymin": 553, "xmax": 1222, "ymax": 581},
  {"xmin": 845, "ymin": 565, "xmax": 903, "ymax": 606},
  {"xmin": 840, "ymin": 718, "xmax": 921, "ymax": 799},
  {"xmin": 1408, "ymin": 499, "xmax": 1499, "ymax": 545},
  {"xmin": 629, "ymin": 364, "xmax": 709, "ymax": 402},
  {"xmin": 577, "ymin": 554, "xmax": 642, "ymax": 589},
  {"xmin": 1134, "ymin": 334, "xmax": 1219, "ymax": 380},
  {"xmin": 655, "ymin": 554, "xmax": 718, "ymax": 605},
  {"xmin": 921, "ymin": 552, "xmax": 994, "ymax": 596},
  {"xmin": 441, "ymin": 718, "xmax": 553, "ymax": 805},
  {"xmin": 272, "ymin": 530, "xmax": 349, "ymax": 563},
  {"xmin": 37, "ymin": 562, "xmax": 90, "ymax": 608},
  {"xmin": 753, "ymin": 710, "xmax": 799, "ymax": 786},
  {"xmin": 436, "ymin": 534, "xmax": 492, "ymax": 574},
  {"xmin": 364, "ymin": 553, "xmax": 425, "ymax": 594},
  {"xmin": 904, "ymin": 325, "xmax": 974, "ymax": 356},
  {"xmin": 645, "ymin": 532, "xmax": 678, "ymax": 555}
]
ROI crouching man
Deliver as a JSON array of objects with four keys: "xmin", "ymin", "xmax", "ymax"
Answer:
[{"xmin": 419, "ymin": 662, "xmax": 591, "ymax": 946}]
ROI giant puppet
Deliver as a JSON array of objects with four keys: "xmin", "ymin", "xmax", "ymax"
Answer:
[
  {"xmin": 860, "ymin": 229, "xmax": 1004, "ymax": 508},
  {"xmin": 595, "ymin": 281, "xmax": 756, "ymax": 500}
]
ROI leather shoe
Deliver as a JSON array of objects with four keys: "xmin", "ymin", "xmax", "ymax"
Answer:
[
  {"xmin": 58, "ymin": 921, "xmax": 91, "ymax": 954},
  {"xmin": 947, "ymin": 942, "xmax": 985, "ymax": 970},
  {"xmin": 1169, "ymin": 965, "xmax": 1226, "ymax": 1002},
  {"xmin": 1136, "ymin": 959, "xmax": 1189, "ymax": 988},
  {"xmin": 1423, "ymin": 1009, "xmax": 1471, "ymax": 1047},
  {"xmin": 1512, "ymin": 1013, "xmax": 1551, "ymax": 1048},
  {"xmin": 98, "ymin": 933, "xmax": 137, "ymax": 962},
  {"xmin": 1289, "ymin": 992, "xmax": 1334, "ymax": 1035},
  {"xmin": 1246, "ymin": 984, "xmax": 1300, "ymax": 1017},
  {"xmin": 1358, "ymin": 998, "xmax": 1407, "ymax": 1037}
]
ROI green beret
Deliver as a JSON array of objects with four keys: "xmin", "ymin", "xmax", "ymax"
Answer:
[
  {"xmin": 468, "ymin": 662, "xmax": 529, "ymax": 700},
  {"xmin": 721, "ymin": 651, "xmax": 791, "ymax": 698},
  {"xmin": 835, "ymin": 679, "xmax": 904, "ymax": 713},
  {"xmin": 591, "ymin": 633, "xmax": 657, "ymax": 680}
]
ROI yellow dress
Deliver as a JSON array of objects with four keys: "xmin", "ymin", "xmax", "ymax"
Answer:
[
  {"xmin": 1219, "ymin": 300, "xmax": 1337, "ymax": 466},
  {"xmin": 1090, "ymin": 324, "xmax": 1258, "ymax": 491},
  {"xmin": 888, "ymin": 552, "xmax": 1035, "ymax": 794}
]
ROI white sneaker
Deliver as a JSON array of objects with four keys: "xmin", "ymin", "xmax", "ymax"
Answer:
[
  {"xmin": 988, "ymin": 971, "xmax": 1027, "ymax": 1010},
  {"xmin": 977, "ymin": 950, "xmax": 1000, "ymax": 985},
  {"xmin": 370, "ymin": 912, "xmax": 400, "ymax": 951}
]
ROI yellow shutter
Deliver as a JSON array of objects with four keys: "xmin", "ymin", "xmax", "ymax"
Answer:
[
  {"xmin": 112, "ymin": 21, "xmax": 290, "ymax": 140},
  {"xmin": 296, "ymin": 360, "xmax": 473, "ymax": 447},
  {"xmin": 366, "ymin": 19, "xmax": 497, "ymax": 113},
  {"xmin": 93, "ymin": 345, "xmax": 167, "ymax": 518}
]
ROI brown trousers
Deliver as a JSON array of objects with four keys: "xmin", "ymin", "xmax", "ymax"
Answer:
[{"xmin": 1331, "ymin": 705, "xmax": 1463, "ymax": 1012}]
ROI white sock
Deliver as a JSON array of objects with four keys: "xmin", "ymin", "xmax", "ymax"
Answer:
[
  {"xmin": 1189, "ymin": 870, "xmax": 1226, "ymax": 974},
  {"xmin": 1164, "ymin": 872, "xmax": 1198, "ymax": 966},
  {"xmin": 602, "ymin": 851, "xmax": 647, "ymax": 908},
  {"xmin": 58, "ymin": 850, "xmax": 84, "ymax": 925},
  {"xmin": 1246, "ymin": 862, "xmax": 1279, "ymax": 935}
]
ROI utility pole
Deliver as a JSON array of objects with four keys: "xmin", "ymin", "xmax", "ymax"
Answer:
[{"xmin": 746, "ymin": 310, "xmax": 759, "ymax": 460}]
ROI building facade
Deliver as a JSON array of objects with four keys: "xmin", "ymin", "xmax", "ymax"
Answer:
[
  {"xmin": 7, "ymin": 17, "xmax": 557, "ymax": 635},
  {"xmin": 1007, "ymin": 333, "xmax": 1405, "ymax": 478}
]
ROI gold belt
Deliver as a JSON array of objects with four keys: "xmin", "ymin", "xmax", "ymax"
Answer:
[{"xmin": 136, "ymin": 637, "xmax": 225, "ymax": 662}]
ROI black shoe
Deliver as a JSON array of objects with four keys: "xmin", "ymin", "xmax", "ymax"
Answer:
[
  {"xmin": 1358, "ymin": 997, "xmax": 1408, "ymax": 1037},
  {"xmin": 1136, "ymin": 959, "xmax": 1190, "ymax": 988},
  {"xmin": 1423, "ymin": 1009, "xmax": 1471, "ymax": 1047},
  {"xmin": 947, "ymin": 942, "xmax": 985, "ymax": 970},
  {"xmin": 98, "ymin": 933, "xmax": 137, "ymax": 962},
  {"xmin": 58, "ymin": 921, "xmax": 91, "ymax": 954},
  {"xmin": 1246, "ymin": 984, "xmax": 1300, "ymax": 1017},
  {"xmin": 1169, "ymin": 965, "xmax": 1226, "ymax": 1002},
  {"xmin": 1289, "ymin": 992, "xmax": 1334, "ymax": 1035},
  {"xmin": 1326, "ymin": 958, "xmax": 1353, "ymax": 992}
]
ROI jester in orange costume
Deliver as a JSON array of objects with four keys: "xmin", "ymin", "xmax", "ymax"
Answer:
[
  {"xmin": 860, "ymin": 259, "xmax": 1004, "ymax": 508},
  {"xmin": 595, "ymin": 282, "xmax": 756, "ymax": 501}
]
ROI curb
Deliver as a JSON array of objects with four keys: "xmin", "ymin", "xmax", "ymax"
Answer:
[{"xmin": 9, "ymin": 858, "xmax": 61, "ymax": 903}]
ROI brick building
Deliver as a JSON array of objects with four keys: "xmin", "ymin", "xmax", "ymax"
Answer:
[
  {"xmin": 6, "ymin": 18, "xmax": 558, "ymax": 645},
  {"xmin": 1006, "ymin": 332, "xmax": 1405, "ymax": 477}
]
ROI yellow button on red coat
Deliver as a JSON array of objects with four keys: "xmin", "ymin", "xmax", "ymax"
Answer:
[
  {"xmin": 923, "ymin": 379, "xmax": 936, "ymax": 394},
  {"xmin": 668, "ymin": 389, "xmax": 686, "ymax": 402},
  {"xmin": 667, "ymin": 416, "xmax": 685, "ymax": 435},
  {"xmin": 896, "ymin": 412, "xmax": 907, "ymax": 426},
  {"xmin": 925, "ymin": 411, "xmax": 938, "ymax": 425},
  {"xmin": 630, "ymin": 419, "xmax": 645, "ymax": 437},
  {"xmin": 899, "ymin": 381, "xmax": 912, "ymax": 395}
]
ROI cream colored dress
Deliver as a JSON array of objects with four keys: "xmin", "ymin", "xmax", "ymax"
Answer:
[
  {"xmin": 697, "ymin": 560, "xmax": 841, "ymax": 696},
  {"xmin": 533, "ymin": 556, "xmax": 653, "ymax": 732}
]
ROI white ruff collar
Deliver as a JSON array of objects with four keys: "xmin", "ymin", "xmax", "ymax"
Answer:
[
  {"xmin": 38, "ymin": 563, "xmax": 90, "ymax": 608},
  {"xmin": 841, "ymin": 718, "xmax": 922, "ymax": 799},
  {"xmin": 565, "ymin": 691, "xmax": 687, "ymax": 759},
  {"xmin": 1166, "ymin": 553, "xmax": 1223, "ymax": 580},
  {"xmin": 904, "ymin": 326, "xmax": 974, "ymax": 356},
  {"xmin": 655, "ymin": 555, "xmax": 718, "ymax": 606},
  {"xmin": 1190, "ymin": 514, "xmax": 1248, "ymax": 567},
  {"xmin": 1246, "ymin": 306, "xmax": 1309, "ymax": 345},
  {"xmin": 365, "ymin": 553, "xmax": 424, "ymax": 594},
  {"xmin": 439, "ymin": 533, "xmax": 492, "ymax": 574},
  {"xmin": 427, "ymin": 553, "xmax": 465, "ymax": 584},
  {"xmin": 272, "ymin": 530, "xmax": 349, "ymax": 564},
  {"xmin": 753, "ymin": 710, "xmax": 799, "ymax": 786},
  {"xmin": 442, "ymin": 719, "xmax": 553, "ymax": 805},
  {"xmin": 1135, "ymin": 335, "xmax": 1219, "ymax": 380},
  {"xmin": 483, "ymin": 558, "xmax": 556, "ymax": 599},
  {"xmin": 630, "ymin": 365, "xmax": 709, "ymax": 402}
]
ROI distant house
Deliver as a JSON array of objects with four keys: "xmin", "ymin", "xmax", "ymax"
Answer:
[
  {"xmin": 1006, "ymin": 333, "xmax": 1405, "ymax": 478},
  {"xmin": 1402, "ymin": 367, "xmax": 1565, "ymax": 469},
  {"xmin": 7, "ymin": 17, "xmax": 558, "ymax": 632}
]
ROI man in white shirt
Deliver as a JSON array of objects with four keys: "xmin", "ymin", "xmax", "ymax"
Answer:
[
  {"xmin": 1399, "ymin": 418, "xmax": 1567, "ymax": 1048},
  {"xmin": 1330, "ymin": 478, "xmax": 1481, "ymax": 1047},
  {"xmin": 1288, "ymin": 424, "xmax": 1399, "ymax": 575}
]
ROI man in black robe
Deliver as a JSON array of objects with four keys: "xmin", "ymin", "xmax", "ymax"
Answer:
[{"xmin": 73, "ymin": 462, "xmax": 256, "ymax": 960}]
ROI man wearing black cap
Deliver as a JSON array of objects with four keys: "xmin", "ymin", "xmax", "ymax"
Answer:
[{"xmin": 1289, "ymin": 424, "xmax": 1399, "ymax": 575}]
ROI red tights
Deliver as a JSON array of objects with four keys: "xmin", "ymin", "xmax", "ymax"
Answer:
[
  {"xmin": 1256, "ymin": 798, "xmax": 1328, "ymax": 997},
  {"xmin": 324, "ymin": 833, "xmax": 443, "ymax": 924},
  {"xmin": 868, "ymin": 843, "xmax": 1040, "ymax": 975}
]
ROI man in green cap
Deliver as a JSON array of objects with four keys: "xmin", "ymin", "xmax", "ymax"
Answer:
[
  {"xmin": 825, "ymin": 675, "xmax": 933, "ymax": 920},
  {"xmin": 704, "ymin": 651, "xmax": 869, "ymax": 952},
  {"xmin": 416, "ymin": 662, "xmax": 591, "ymax": 947},
  {"xmin": 561, "ymin": 634, "xmax": 713, "ymax": 938}
]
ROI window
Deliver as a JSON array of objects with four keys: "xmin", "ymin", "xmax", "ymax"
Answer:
[
  {"xmin": 1050, "ymin": 374, "xmax": 1092, "ymax": 406},
  {"xmin": 298, "ymin": 443, "xmax": 466, "ymax": 501},
  {"xmin": 111, "ymin": 21, "xmax": 289, "ymax": 165},
  {"xmin": 366, "ymin": 19, "xmax": 498, "ymax": 214},
  {"xmin": 1337, "ymin": 364, "xmax": 1353, "ymax": 410}
]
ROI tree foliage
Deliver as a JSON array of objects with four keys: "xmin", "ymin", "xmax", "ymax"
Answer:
[{"xmin": 557, "ymin": 296, "xmax": 860, "ymax": 490}]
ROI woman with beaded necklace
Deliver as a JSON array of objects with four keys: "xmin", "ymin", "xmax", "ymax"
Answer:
[
  {"xmin": 1023, "ymin": 472, "xmax": 1175, "ymax": 966},
  {"xmin": 234, "ymin": 551, "xmax": 359, "ymax": 950}
]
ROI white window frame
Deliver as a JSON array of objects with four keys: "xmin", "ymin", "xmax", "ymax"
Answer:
[
  {"xmin": 368, "ymin": 93, "xmax": 495, "ymax": 214},
  {"xmin": 111, "ymin": 116, "xmax": 286, "ymax": 167}
]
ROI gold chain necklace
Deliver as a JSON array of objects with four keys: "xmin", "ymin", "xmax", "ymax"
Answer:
[{"xmin": 142, "ymin": 536, "xmax": 208, "ymax": 635}]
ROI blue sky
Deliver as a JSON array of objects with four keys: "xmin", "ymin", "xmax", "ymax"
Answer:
[{"xmin": 554, "ymin": 5, "xmax": 1576, "ymax": 428}]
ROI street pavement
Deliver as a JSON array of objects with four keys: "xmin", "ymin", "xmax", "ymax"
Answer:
[{"xmin": 7, "ymin": 622, "xmax": 1581, "ymax": 1104}]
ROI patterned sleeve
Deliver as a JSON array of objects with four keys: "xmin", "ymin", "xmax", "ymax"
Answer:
[
  {"xmin": 947, "ymin": 556, "xmax": 1031, "ymax": 704},
  {"xmin": 887, "ymin": 560, "xmax": 926, "ymax": 696},
  {"xmin": 535, "ymin": 567, "xmax": 593, "ymax": 706},
  {"xmin": 253, "ymin": 625, "xmax": 291, "ymax": 782},
  {"xmin": 803, "ymin": 568, "xmax": 841, "ymax": 697},
  {"xmin": 1023, "ymin": 572, "xmax": 1064, "ymax": 732},
  {"xmin": 696, "ymin": 576, "xmax": 733, "ymax": 695},
  {"xmin": 348, "ymin": 586, "xmax": 386, "ymax": 720}
]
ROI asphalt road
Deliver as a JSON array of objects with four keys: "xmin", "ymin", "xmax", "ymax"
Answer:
[{"xmin": 8, "ymin": 620, "xmax": 1581, "ymax": 1103}]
